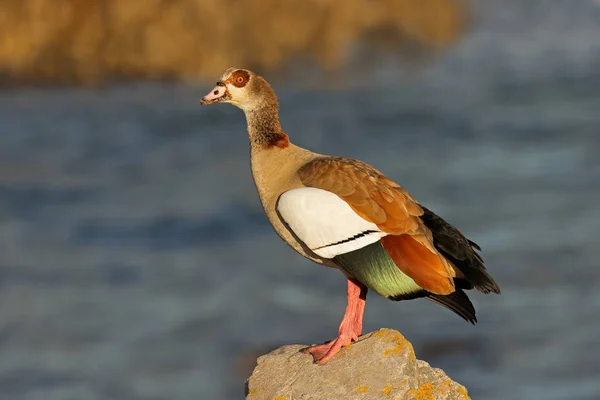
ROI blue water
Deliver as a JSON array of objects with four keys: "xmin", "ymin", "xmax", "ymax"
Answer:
[{"xmin": 1, "ymin": 1, "xmax": 600, "ymax": 399}]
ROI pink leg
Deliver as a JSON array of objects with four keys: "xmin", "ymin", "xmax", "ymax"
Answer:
[{"xmin": 305, "ymin": 278, "xmax": 367, "ymax": 364}]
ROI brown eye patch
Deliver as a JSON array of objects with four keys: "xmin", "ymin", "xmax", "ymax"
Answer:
[{"xmin": 230, "ymin": 70, "xmax": 249, "ymax": 88}]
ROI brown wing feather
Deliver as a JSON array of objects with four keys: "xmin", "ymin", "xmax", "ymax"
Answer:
[
  {"xmin": 297, "ymin": 157, "xmax": 422, "ymax": 233},
  {"xmin": 297, "ymin": 157, "xmax": 455, "ymax": 294},
  {"xmin": 381, "ymin": 235, "xmax": 455, "ymax": 294}
]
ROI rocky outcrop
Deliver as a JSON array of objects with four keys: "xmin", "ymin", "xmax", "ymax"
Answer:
[{"xmin": 246, "ymin": 328, "xmax": 470, "ymax": 400}]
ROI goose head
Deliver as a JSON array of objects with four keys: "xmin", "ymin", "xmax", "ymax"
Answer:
[{"xmin": 199, "ymin": 67, "xmax": 277, "ymax": 112}]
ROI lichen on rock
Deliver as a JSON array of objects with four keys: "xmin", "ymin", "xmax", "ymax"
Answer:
[{"xmin": 246, "ymin": 328, "xmax": 470, "ymax": 400}]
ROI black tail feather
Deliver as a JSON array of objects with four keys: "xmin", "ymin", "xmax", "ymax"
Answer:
[
  {"xmin": 420, "ymin": 206, "xmax": 501, "ymax": 294},
  {"xmin": 427, "ymin": 289, "xmax": 477, "ymax": 324},
  {"xmin": 467, "ymin": 239, "xmax": 482, "ymax": 251},
  {"xmin": 387, "ymin": 279, "xmax": 477, "ymax": 324}
]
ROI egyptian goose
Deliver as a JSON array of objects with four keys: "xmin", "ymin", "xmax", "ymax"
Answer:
[{"xmin": 199, "ymin": 68, "xmax": 501, "ymax": 364}]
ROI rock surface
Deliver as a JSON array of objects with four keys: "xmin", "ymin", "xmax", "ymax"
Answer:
[{"xmin": 246, "ymin": 328, "xmax": 470, "ymax": 400}]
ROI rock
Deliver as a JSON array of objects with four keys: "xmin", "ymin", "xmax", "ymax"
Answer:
[{"xmin": 246, "ymin": 328, "xmax": 470, "ymax": 400}]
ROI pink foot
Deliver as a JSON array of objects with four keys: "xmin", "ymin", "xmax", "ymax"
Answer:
[
  {"xmin": 304, "ymin": 278, "xmax": 367, "ymax": 364},
  {"xmin": 305, "ymin": 332, "xmax": 359, "ymax": 364}
]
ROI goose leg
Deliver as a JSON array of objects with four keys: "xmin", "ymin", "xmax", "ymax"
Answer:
[{"xmin": 305, "ymin": 278, "xmax": 367, "ymax": 364}]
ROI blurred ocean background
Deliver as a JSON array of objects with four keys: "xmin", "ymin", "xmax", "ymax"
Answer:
[{"xmin": 1, "ymin": 0, "xmax": 600, "ymax": 399}]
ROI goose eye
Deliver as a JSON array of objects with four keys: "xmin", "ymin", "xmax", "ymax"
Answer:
[{"xmin": 231, "ymin": 70, "xmax": 250, "ymax": 87}]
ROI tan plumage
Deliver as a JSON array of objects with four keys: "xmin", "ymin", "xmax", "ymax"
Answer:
[{"xmin": 199, "ymin": 68, "xmax": 500, "ymax": 364}]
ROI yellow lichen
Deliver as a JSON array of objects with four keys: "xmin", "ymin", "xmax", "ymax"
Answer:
[
  {"xmin": 390, "ymin": 332, "xmax": 407, "ymax": 344},
  {"xmin": 437, "ymin": 379, "xmax": 452, "ymax": 393},
  {"xmin": 272, "ymin": 396, "xmax": 286, "ymax": 400},
  {"xmin": 355, "ymin": 386, "xmax": 370, "ymax": 393},
  {"xmin": 457, "ymin": 385, "xmax": 470, "ymax": 398},
  {"xmin": 248, "ymin": 388, "xmax": 258, "ymax": 396},
  {"xmin": 373, "ymin": 328, "xmax": 390, "ymax": 339},
  {"xmin": 377, "ymin": 330, "xmax": 418, "ymax": 359},
  {"xmin": 409, "ymin": 382, "xmax": 435, "ymax": 400},
  {"xmin": 383, "ymin": 342, "xmax": 406, "ymax": 356},
  {"xmin": 382, "ymin": 385, "xmax": 394, "ymax": 396}
]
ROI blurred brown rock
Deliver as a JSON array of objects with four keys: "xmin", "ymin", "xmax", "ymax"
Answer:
[
  {"xmin": 0, "ymin": 0, "xmax": 466, "ymax": 85},
  {"xmin": 246, "ymin": 328, "xmax": 470, "ymax": 400}
]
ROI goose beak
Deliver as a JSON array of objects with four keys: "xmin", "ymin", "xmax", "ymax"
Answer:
[{"xmin": 199, "ymin": 82, "xmax": 230, "ymax": 105}]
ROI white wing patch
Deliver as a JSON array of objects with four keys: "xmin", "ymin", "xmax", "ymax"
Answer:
[{"xmin": 277, "ymin": 187, "xmax": 387, "ymax": 259}]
